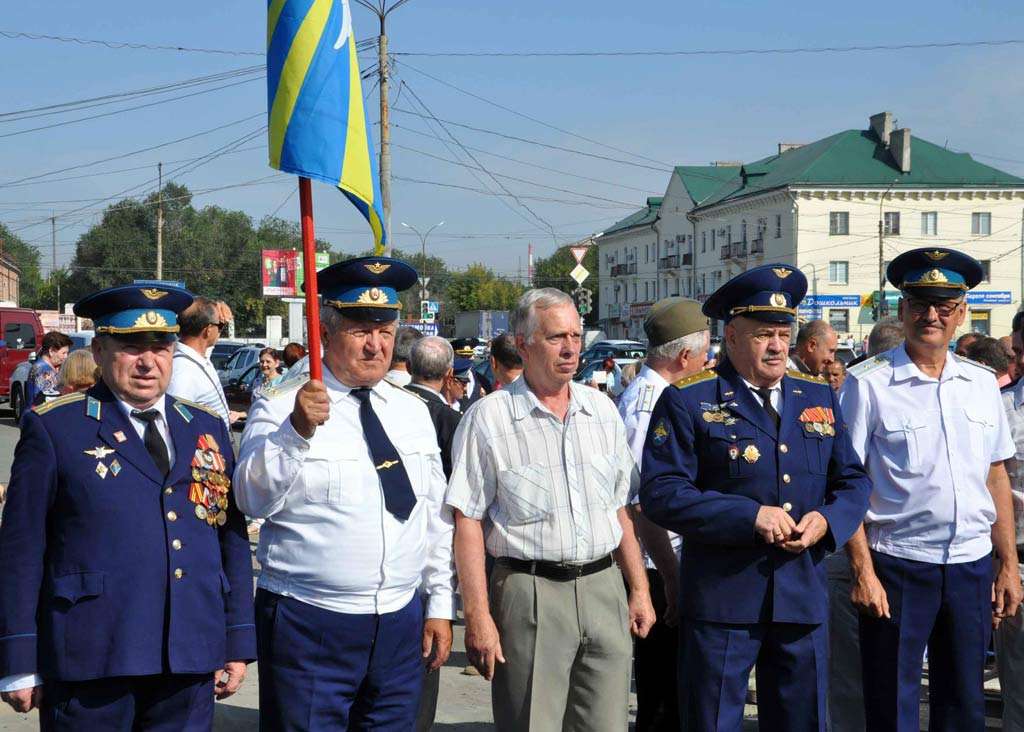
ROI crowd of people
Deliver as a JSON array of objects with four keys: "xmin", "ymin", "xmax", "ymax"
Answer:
[{"xmin": 0, "ymin": 245, "xmax": 1022, "ymax": 732}]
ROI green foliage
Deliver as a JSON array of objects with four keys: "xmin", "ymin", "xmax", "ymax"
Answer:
[
  {"xmin": 448, "ymin": 264, "xmax": 524, "ymax": 311},
  {"xmin": 0, "ymin": 222, "xmax": 44, "ymax": 308}
]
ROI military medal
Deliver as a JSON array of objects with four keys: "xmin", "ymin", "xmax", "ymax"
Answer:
[
  {"xmin": 95, "ymin": 462, "xmax": 109, "ymax": 479},
  {"xmin": 742, "ymin": 445, "xmax": 761, "ymax": 463},
  {"xmin": 195, "ymin": 504, "xmax": 208, "ymax": 520},
  {"xmin": 109, "ymin": 460, "xmax": 121, "ymax": 477},
  {"xmin": 728, "ymin": 446, "xmax": 739, "ymax": 461},
  {"xmin": 188, "ymin": 434, "xmax": 231, "ymax": 527}
]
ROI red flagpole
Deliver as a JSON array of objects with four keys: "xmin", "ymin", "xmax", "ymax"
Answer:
[{"xmin": 299, "ymin": 177, "xmax": 322, "ymax": 381}]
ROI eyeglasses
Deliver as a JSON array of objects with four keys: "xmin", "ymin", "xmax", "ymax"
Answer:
[
  {"xmin": 904, "ymin": 298, "xmax": 964, "ymax": 318},
  {"xmin": 209, "ymin": 322, "xmax": 229, "ymax": 332}
]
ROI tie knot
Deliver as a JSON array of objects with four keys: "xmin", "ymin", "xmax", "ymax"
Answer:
[
  {"xmin": 132, "ymin": 409, "xmax": 160, "ymax": 424},
  {"xmin": 350, "ymin": 388, "xmax": 371, "ymax": 403}
]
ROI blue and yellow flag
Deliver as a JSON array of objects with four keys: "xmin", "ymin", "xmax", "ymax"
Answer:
[{"xmin": 267, "ymin": 0, "xmax": 387, "ymax": 254}]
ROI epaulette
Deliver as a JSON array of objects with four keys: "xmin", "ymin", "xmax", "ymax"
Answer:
[
  {"xmin": 672, "ymin": 369, "xmax": 716, "ymax": 389},
  {"xmin": 169, "ymin": 396, "xmax": 222, "ymax": 420},
  {"xmin": 637, "ymin": 383, "xmax": 658, "ymax": 412},
  {"xmin": 786, "ymin": 369, "xmax": 827, "ymax": 384},
  {"xmin": 32, "ymin": 391, "xmax": 86, "ymax": 416},
  {"xmin": 953, "ymin": 353, "xmax": 995, "ymax": 374},
  {"xmin": 397, "ymin": 384, "xmax": 428, "ymax": 402},
  {"xmin": 846, "ymin": 353, "xmax": 892, "ymax": 380},
  {"xmin": 262, "ymin": 375, "xmax": 309, "ymax": 400}
]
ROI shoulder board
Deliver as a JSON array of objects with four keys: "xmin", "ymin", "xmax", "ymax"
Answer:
[
  {"xmin": 637, "ymin": 383, "xmax": 658, "ymax": 412},
  {"xmin": 169, "ymin": 396, "xmax": 222, "ymax": 420},
  {"xmin": 786, "ymin": 369, "xmax": 827, "ymax": 384},
  {"xmin": 672, "ymin": 369, "xmax": 716, "ymax": 390},
  {"xmin": 954, "ymin": 353, "xmax": 995, "ymax": 374},
  {"xmin": 846, "ymin": 353, "xmax": 892, "ymax": 379},
  {"xmin": 32, "ymin": 392, "xmax": 86, "ymax": 416},
  {"xmin": 262, "ymin": 375, "xmax": 309, "ymax": 400},
  {"xmin": 398, "ymin": 384, "xmax": 428, "ymax": 403}
]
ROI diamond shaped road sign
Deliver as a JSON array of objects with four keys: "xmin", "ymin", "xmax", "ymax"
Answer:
[
  {"xmin": 571, "ymin": 247, "xmax": 588, "ymax": 265},
  {"xmin": 570, "ymin": 263, "xmax": 589, "ymax": 285}
]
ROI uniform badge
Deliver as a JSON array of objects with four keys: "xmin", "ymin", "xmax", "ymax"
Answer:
[
  {"xmin": 84, "ymin": 446, "xmax": 116, "ymax": 459},
  {"xmin": 113, "ymin": 431, "xmax": 127, "ymax": 443},
  {"xmin": 799, "ymin": 406, "xmax": 835, "ymax": 436},
  {"xmin": 109, "ymin": 459, "xmax": 122, "ymax": 477},
  {"xmin": 652, "ymin": 419, "xmax": 670, "ymax": 447},
  {"xmin": 95, "ymin": 462, "xmax": 109, "ymax": 479},
  {"xmin": 728, "ymin": 445, "xmax": 740, "ymax": 461},
  {"xmin": 742, "ymin": 445, "xmax": 761, "ymax": 463},
  {"xmin": 189, "ymin": 433, "xmax": 231, "ymax": 527}
]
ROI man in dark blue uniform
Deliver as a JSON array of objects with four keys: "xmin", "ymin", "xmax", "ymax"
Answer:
[
  {"xmin": 641, "ymin": 264, "xmax": 871, "ymax": 732},
  {"xmin": 0, "ymin": 284, "xmax": 256, "ymax": 731}
]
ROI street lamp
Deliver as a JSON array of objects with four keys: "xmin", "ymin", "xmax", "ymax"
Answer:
[{"xmin": 400, "ymin": 220, "xmax": 444, "ymax": 296}]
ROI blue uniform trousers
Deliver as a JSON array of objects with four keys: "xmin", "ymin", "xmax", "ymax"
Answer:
[
  {"xmin": 859, "ymin": 551, "xmax": 992, "ymax": 732},
  {"xmin": 679, "ymin": 620, "xmax": 827, "ymax": 732},
  {"xmin": 39, "ymin": 674, "xmax": 214, "ymax": 732},
  {"xmin": 256, "ymin": 589, "xmax": 424, "ymax": 732}
]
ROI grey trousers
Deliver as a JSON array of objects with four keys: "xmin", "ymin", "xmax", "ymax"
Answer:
[
  {"xmin": 490, "ymin": 562, "xmax": 633, "ymax": 732},
  {"xmin": 826, "ymin": 552, "xmax": 866, "ymax": 732},
  {"xmin": 996, "ymin": 561, "xmax": 1024, "ymax": 732}
]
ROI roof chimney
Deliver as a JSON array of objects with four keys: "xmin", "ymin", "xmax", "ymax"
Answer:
[
  {"xmin": 890, "ymin": 127, "xmax": 911, "ymax": 173},
  {"xmin": 870, "ymin": 112, "xmax": 893, "ymax": 146},
  {"xmin": 778, "ymin": 143, "xmax": 804, "ymax": 154}
]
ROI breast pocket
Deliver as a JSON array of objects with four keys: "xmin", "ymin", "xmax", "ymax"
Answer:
[
  {"xmin": 497, "ymin": 463, "xmax": 551, "ymax": 525},
  {"xmin": 395, "ymin": 435, "xmax": 441, "ymax": 498},
  {"xmin": 800, "ymin": 427, "xmax": 832, "ymax": 475},
  {"xmin": 588, "ymin": 454, "xmax": 621, "ymax": 509},
  {"xmin": 878, "ymin": 413, "xmax": 930, "ymax": 472},
  {"xmin": 303, "ymin": 444, "xmax": 363, "ymax": 506},
  {"xmin": 705, "ymin": 423, "xmax": 759, "ymax": 478},
  {"xmin": 962, "ymin": 408, "xmax": 995, "ymax": 463}
]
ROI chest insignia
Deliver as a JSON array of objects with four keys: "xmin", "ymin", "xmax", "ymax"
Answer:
[
  {"xmin": 701, "ymin": 401, "xmax": 739, "ymax": 425},
  {"xmin": 376, "ymin": 459, "xmax": 400, "ymax": 471},
  {"xmin": 652, "ymin": 419, "xmax": 670, "ymax": 447},
  {"xmin": 188, "ymin": 433, "xmax": 230, "ymax": 527},
  {"xmin": 109, "ymin": 459, "xmax": 122, "ymax": 477},
  {"xmin": 84, "ymin": 446, "xmax": 116, "ymax": 459},
  {"xmin": 113, "ymin": 431, "xmax": 127, "ymax": 443},
  {"xmin": 95, "ymin": 462, "xmax": 109, "ymax": 479},
  {"xmin": 799, "ymin": 406, "xmax": 836, "ymax": 436},
  {"xmin": 728, "ymin": 445, "xmax": 740, "ymax": 461},
  {"xmin": 742, "ymin": 445, "xmax": 761, "ymax": 464}
]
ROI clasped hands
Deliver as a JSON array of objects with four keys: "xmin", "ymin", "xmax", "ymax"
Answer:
[{"xmin": 755, "ymin": 506, "xmax": 828, "ymax": 553}]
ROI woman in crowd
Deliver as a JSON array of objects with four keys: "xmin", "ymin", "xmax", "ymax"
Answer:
[
  {"xmin": 25, "ymin": 331, "xmax": 73, "ymax": 405},
  {"xmin": 31, "ymin": 347, "xmax": 98, "ymax": 406},
  {"xmin": 251, "ymin": 348, "xmax": 285, "ymax": 402}
]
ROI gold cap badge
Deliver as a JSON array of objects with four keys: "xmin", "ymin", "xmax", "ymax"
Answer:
[
  {"xmin": 772, "ymin": 268, "xmax": 792, "ymax": 279},
  {"xmin": 924, "ymin": 250, "xmax": 949, "ymax": 261},
  {"xmin": 364, "ymin": 262, "xmax": 391, "ymax": 275},
  {"xmin": 140, "ymin": 288, "xmax": 168, "ymax": 300}
]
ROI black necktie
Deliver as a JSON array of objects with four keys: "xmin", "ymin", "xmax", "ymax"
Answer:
[
  {"xmin": 350, "ymin": 388, "xmax": 417, "ymax": 521},
  {"xmin": 753, "ymin": 387, "xmax": 781, "ymax": 431},
  {"xmin": 132, "ymin": 409, "xmax": 170, "ymax": 478}
]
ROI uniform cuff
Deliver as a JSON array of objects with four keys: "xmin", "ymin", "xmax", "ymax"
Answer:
[
  {"xmin": 425, "ymin": 592, "xmax": 457, "ymax": 621},
  {"xmin": 225, "ymin": 624, "xmax": 257, "ymax": 664},
  {"xmin": 0, "ymin": 672, "xmax": 41, "ymax": 693}
]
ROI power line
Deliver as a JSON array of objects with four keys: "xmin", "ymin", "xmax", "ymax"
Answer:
[
  {"xmin": 394, "ymin": 38, "xmax": 1024, "ymax": 58},
  {"xmin": 0, "ymin": 29, "xmax": 263, "ymax": 56}
]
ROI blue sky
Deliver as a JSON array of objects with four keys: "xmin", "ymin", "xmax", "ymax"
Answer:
[{"xmin": 3, "ymin": 0, "xmax": 1024, "ymax": 283}]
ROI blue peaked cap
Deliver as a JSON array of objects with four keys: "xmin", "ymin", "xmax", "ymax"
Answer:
[
  {"xmin": 886, "ymin": 247, "xmax": 982, "ymax": 300},
  {"xmin": 74, "ymin": 284, "xmax": 194, "ymax": 341},
  {"xmin": 702, "ymin": 264, "xmax": 808, "ymax": 323},
  {"xmin": 306, "ymin": 256, "xmax": 418, "ymax": 322}
]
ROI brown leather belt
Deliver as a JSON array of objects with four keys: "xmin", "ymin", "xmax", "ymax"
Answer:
[{"xmin": 496, "ymin": 555, "xmax": 614, "ymax": 581}]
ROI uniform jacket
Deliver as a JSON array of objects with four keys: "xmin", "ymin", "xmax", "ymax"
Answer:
[
  {"xmin": 640, "ymin": 358, "xmax": 871, "ymax": 624},
  {"xmin": 0, "ymin": 381, "xmax": 256, "ymax": 682},
  {"xmin": 404, "ymin": 383, "xmax": 462, "ymax": 480}
]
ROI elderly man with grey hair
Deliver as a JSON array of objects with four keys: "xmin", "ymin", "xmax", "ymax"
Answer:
[
  {"xmin": 790, "ymin": 319, "xmax": 838, "ymax": 376},
  {"xmin": 386, "ymin": 325, "xmax": 424, "ymax": 386},
  {"xmin": 407, "ymin": 336, "xmax": 462, "ymax": 480},
  {"xmin": 446, "ymin": 287, "xmax": 655, "ymax": 732},
  {"xmin": 617, "ymin": 297, "xmax": 709, "ymax": 732}
]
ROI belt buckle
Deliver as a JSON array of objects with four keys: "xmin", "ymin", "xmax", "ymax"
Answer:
[{"xmin": 529, "ymin": 560, "xmax": 538, "ymax": 575}]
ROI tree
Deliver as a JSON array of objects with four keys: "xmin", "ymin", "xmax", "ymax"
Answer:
[
  {"xmin": 532, "ymin": 244, "xmax": 600, "ymax": 325},
  {"xmin": 0, "ymin": 222, "xmax": 46, "ymax": 308},
  {"xmin": 448, "ymin": 264, "xmax": 524, "ymax": 311}
]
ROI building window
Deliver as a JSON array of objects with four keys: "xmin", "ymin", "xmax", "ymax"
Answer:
[
  {"xmin": 972, "ymin": 212, "xmax": 991, "ymax": 235},
  {"xmin": 828, "ymin": 309, "xmax": 849, "ymax": 333},
  {"xmin": 742, "ymin": 221, "xmax": 748, "ymax": 244},
  {"xmin": 702, "ymin": 231, "xmax": 707, "ymax": 252},
  {"xmin": 775, "ymin": 214, "xmax": 782, "ymax": 239},
  {"xmin": 829, "ymin": 261, "xmax": 849, "ymax": 285},
  {"xmin": 970, "ymin": 309, "xmax": 991, "ymax": 336},
  {"xmin": 829, "ymin": 212, "xmax": 849, "ymax": 235},
  {"xmin": 883, "ymin": 212, "xmax": 900, "ymax": 235},
  {"xmin": 632, "ymin": 283, "xmax": 637, "ymax": 301},
  {"xmin": 980, "ymin": 259, "xmax": 991, "ymax": 283},
  {"xmin": 921, "ymin": 212, "xmax": 937, "ymax": 236},
  {"xmin": 727, "ymin": 225, "xmax": 732, "ymax": 244},
  {"xmin": 711, "ymin": 230, "xmax": 716, "ymax": 250}
]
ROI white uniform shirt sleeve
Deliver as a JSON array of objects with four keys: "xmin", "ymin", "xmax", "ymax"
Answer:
[
  {"xmin": 988, "ymin": 380, "xmax": 1016, "ymax": 464},
  {"xmin": 420, "ymin": 451, "xmax": 457, "ymax": 620},
  {"xmin": 838, "ymin": 375, "xmax": 873, "ymax": 465},
  {"xmin": 234, "ymin": 393, "xmax": 311, "ymax": 518},
  {"xmin": 0, "ymin": 672, "xmax": 41, "ymax": 693}
]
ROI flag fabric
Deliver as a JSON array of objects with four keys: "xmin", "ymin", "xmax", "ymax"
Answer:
[{"xmin": 267, "ymin": 0, "xmax": 387, "ymax": 254}]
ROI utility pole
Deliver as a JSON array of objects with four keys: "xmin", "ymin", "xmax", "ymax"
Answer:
[
  {"xmin": 877, "ymin": 181, "xmax": 897, "ymax": 321},
  {"xmin": 355, "ymin": 0, "xmax": 413, "ymax": 257},
  {"xmin": 156, "ymin": 162, "xmax": 164, "ymax": 279},
  {"xmin": 51, "ymin": 216, "xmax": 59, "ymax": 310}
]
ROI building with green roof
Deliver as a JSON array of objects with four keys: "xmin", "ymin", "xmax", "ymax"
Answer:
[{"xmin": 598, "ymin": 112, "xmax": 1024, "ymax": 340}]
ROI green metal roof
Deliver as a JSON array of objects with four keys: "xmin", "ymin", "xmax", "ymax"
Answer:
[
  {"xmin": 601, "ymin": 196, "xmax": 663, "ymax": 236},
  {"xmin": 673, "ymin": 165, "xmax": 742, "ymax": 206},
  {"xmin": 691, "ymin": 129, "xmax": 1024, "ymax": 210}
]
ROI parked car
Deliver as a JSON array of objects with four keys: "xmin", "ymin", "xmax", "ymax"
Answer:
[
  {"xmin": 10, "ymin": 330, "xmax": 95, "ymax": 421},
  {"xmin": 223, "ymin": 364, "xmax": 263, "ymax": 415},
  {"xmin": 211, "ymin": 340, "xmax": 249, "ymax": 370},
  {"xmin": 572, "ymin": 357, "xmax": 635, "ymax": 392},
  {"xmin": 217, "ymin": 345, "xmax": 263, "ymax": 386},
  {"xmin": 577, "ymin": 340, "xmax": 646, "ymax": 373},
  {"xmin": 0, "ymin": 309, "xmax": 45, "ymax": 415}
]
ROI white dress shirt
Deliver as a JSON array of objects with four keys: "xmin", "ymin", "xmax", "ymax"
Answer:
[
  {"xmin": 234, "ymin": 370, "xmax": 455, "ymax": 619},
  {"xmin": 618, "ymin": 365, "xmax": 682, "ymax": 567},
  {"xmin": 445, "ymin": 376, "xmax": 638, "ymax": 563},
  {"xmin": 168, "ymin": 341, "xmax": 231, "ymax": 428},
  {"xmin": 840, "ymin": 344, "xmax": 1014, "ymax": 564}
]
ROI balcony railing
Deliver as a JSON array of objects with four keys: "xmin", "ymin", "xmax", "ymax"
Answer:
[
  {"xmin": 750, "ymin": 237, "xmax": 764, "ymax": 255},
  {"xmin": 720, "ymin": 244, "xmax": 731, "ymax": 260},
  {"xmin": 659, "ymin": 254, "xmax": 680, "ymax": 270},
  {"xmin": 732, "ymin": 242, "xmax": 748, "ymax": 258},
  {"xmin": 682, "ymin": 252, "xmax": 693, "ymax": 265},
  {"xmin": 610, "ymin": 264, "xmax": 627, "ymax": 277}
]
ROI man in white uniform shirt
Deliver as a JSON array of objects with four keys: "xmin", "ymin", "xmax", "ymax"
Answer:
[
  {"xmin": 235, "ymin": 257, "xmax": 455, "ymax": 731},
  {"xmin": 617, "ymin": 296, "xmax": 708, "ymax": 732},
  {"xmin": 840, "ymin": 247, "xmax": 1020, "ymax": 732},
  {"xmin": 446, "ymin": 287, "xmax": 655, "ymax": 732},
  {"xmin": 167, "ymin": 297, "xmax": 245, "ymax": 428}
]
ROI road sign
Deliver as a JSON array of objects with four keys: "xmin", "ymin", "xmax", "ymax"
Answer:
[
  {"xmin": 570, "ymin": 247, "xmax": 588, "ymax": 265},
  {"xmin": 419, "ymin": 289, "xmax": 430, "ymax": 300},
  {"xmin": 420, "ymin": 300, "xmax": 436, "ymax": 322},
  {"xmin": 570, "ymin": 264, "xmax": 589, "ymax": 285},
  {"xmin": 418, "ymin": 276, "xmax": 431, "ymax": 288},
  {"xmin": 426, "ymin": 301, "xmax": 440, "ymax": 314}
]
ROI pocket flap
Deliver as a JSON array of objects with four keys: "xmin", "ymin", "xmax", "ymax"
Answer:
[{"xmin": 52, "ymin": 571, "xmax": 104, "ymax": 603}]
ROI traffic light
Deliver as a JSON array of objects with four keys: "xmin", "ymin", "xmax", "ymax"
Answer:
[{"xmin": 580, "ymin": 288, "xmax": 592, "ymax": 315}]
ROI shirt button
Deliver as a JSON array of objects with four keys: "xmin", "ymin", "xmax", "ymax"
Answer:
[
  {"xmin": 174, "ymin": 568, "xmax": 184, "ymax": 579},
  {"xmin": 167, "ymin": 511, "xmax": 177, "ymax": 522},
  {"xmin": 783, "ymin": 474, "xmax": 791, "ymax": 484},
  {"xmin": 779, "ymin": 444, "xmax": 788, "ymax": 453},
  {"xmin": 172, "ymin": 539, "xmax": 182, "ymax": 550},
  {"xmin": 165, "ymin": 487, "xmax": 173, "ymax": 495},
  {"xmin": 783, "ymin": 502, "xmax": 793, "ymax": 512}
]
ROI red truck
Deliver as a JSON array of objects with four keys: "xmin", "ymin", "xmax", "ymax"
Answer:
[{"xmin": 0, "ymin": 308, "xmax": 44, "ymax": 412}]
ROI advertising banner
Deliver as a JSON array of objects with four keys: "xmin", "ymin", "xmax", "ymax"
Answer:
[{"xmin": 261, "ymin": 250, "xmax": 330, "ymax": 297}]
